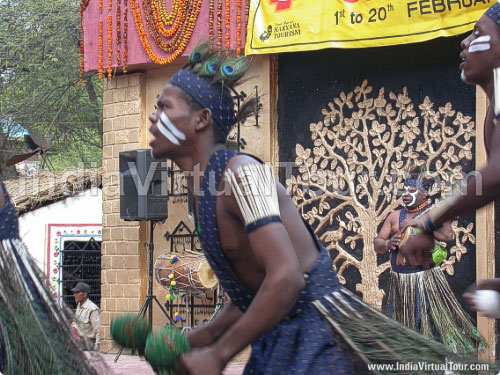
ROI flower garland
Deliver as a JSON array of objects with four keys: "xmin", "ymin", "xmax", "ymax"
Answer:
[
  {"xmin": 142, "ymin": 0, "xmax": 188, "ymax": 52},
  {"xmin": 130, "ymin": 0, "xmax": 202, "ymax": 64},
  {"xmin": 154, "ymin": 0, "xmax": 180, "ymax": 26},
  {"xmin": 107, "ymin": 12, "xmax": 113, "ymax": 79},
  {"xmin": 217, "ymin": 0, "xmax": 222, "ymax": 51},
  {"xmin": 147, "ymin": 0, "xmax": 186, "ymax": 39},
  {"xmin": 105, "ymin": 0, "xmax": 113, "ymax": 79},
  {"xmin": 245, "ymin": 0, "xmax": 250, "ymax": 31},
  {"xmin": 98, "ymin": 0, "xmax": 103, "ymax": 80},
  {"xmin": 209, "ymin": 0, "xmax": 214, "ymax": 49},
  {"xmin": 79, "ymin": 0, "xmax": 90, "ymax": 82},
  {"xmin": 116, "ymin": 0, "xmax": 121, "ymax": 66},
  {"xmin": 225, "ymin": 0, "xmax": 230, "ymax": 51},
  {"xmin": 123, "ymin": 0, "xmax": 128, "ymax": 73},
  {"xmin": 236, "ymin": 0, "xmax": 241, "ymax": 57},
  {"xmin": 98, "ymin": 21, "xmax": 103, "ymax": 80}
]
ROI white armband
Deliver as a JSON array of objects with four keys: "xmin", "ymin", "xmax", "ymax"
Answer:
[{"xmin": 225, "ymin": 163, "xmax": 281, "ymax": 233}]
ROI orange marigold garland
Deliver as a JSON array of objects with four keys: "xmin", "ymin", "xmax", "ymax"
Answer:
[
  {"xmin": 236, "ymin": 0, "xmax": 242, "ymax": 57},
  {"xmin": 154, "ymin": 0, "xmax": 180, "ymax": 27},
  {"xmin": 130, "ymin": 0, "xmax": 202, "ymax": 65},
  {"xmin": 116, "ymin": 0, "xmax": 121, "ymax": 66},
  {"xmin": 217, "ymin": 0, "xmax": 222, "ymax": 51},
  {"xmin": 245, "ymin": 0, "xmax": 250, "ymax": 31},
  {"xmin": 123, "ymin": 0, "xmax": 128, "ymax": 73},
  {"xmin": 143, "ymin": 0, "xmax": 188, "ymax": 52},
  {"xmin": 107, "ymin": 13, "xmax": 113, "ymax": 79},
  {"xmin": 225, "ymin": 0, "xmax": 230, "ymax": 51},
  {"xmin": 209, "ymin": 0, "xmax": 214, "ymax": 49},
  {"xmin": 98, "ymin": 21, "xmax": 103, "ymax": 80},
  {"xmin": 79, "ymin": 0, "xmax": 90, "ymax": 82},
  {"xmin": 146, "ymin": 0, "xmax": 186, "ymax": 39}
]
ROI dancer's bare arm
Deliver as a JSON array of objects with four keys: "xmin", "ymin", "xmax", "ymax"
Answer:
[{"xmin": 374, "ymin": 212, "xmax": 400, "ymax": 254}]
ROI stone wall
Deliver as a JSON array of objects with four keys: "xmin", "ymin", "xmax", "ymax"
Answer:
[{"xmin": 100, "ymin": 74, "xmax": 148, "ymax": 352}]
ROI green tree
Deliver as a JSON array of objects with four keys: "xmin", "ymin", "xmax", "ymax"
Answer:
[{"xmin": 0, "ymin": 0, "xmax": 102, "ymax": 177}]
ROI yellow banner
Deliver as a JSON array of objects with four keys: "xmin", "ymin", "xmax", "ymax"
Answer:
[{"xmin": 245, "ymin": 0, "xmax": 492, "ymax": 54}]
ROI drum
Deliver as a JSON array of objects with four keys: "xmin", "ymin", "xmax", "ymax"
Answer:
[
  {"xmin": 399, "ymin": 226, "xmax": 447, "ymax": 266},
  {"xmin": 398, "ymin": 226, "xmax": 435, "ymax": 265},
  {"xmin": 154, "ymin": 252, "xmax": 218, "ymax": 291}
]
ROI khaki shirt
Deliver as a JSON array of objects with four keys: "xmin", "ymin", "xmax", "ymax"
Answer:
[{"xmin": 75, "ymin": 298, "xmax": 100, "ymax": 350}]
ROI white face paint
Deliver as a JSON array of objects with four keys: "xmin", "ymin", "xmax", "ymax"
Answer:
[
  {"xmin": 156, "ymin": 112, "xmax": 186, "ymax": 146},
  {"xmin": 402, "ymin": 187, "xmax": 418, "ymax": 207},
  {"xmin": 461, "ymin": 70, "xmax": 467, "ymax": 82},
  {"xmin": 468, "ymin": 34, "xmax": 491, "ymax": 53}
]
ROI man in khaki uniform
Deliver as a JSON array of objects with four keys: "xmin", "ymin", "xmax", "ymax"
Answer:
[{"xmin": 72, "ymin": 282, "xmax": 100, "ymax": 351}]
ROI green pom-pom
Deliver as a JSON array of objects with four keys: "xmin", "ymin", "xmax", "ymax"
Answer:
[
  {"xmin": 432, "ymin": 244, "xmax": 447, "ymax": 266},
  {"xmin": 111, "ymin": 314, "xmax": 151, "ymax": 354},
  {"xmin": 145, "ymin": 326, "xmax": 190, "ymax": 373}
]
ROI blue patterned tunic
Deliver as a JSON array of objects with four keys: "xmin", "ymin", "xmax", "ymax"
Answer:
[{"xmin": 197, "ymin": 150, "xmax": 353, "ymax": 375}]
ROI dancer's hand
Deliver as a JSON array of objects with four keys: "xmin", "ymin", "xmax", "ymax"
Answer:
[
  {"xmin": 399, "ymin": 218, "xmax": 420, "ymax": 232},
  {"xmin": 175, "ymin": 347, "xmax": 224, "ymax": 375},
  {"xmin": 186, "ymin": 327, "xmax": 213, "ymax": 349},
  {"xmin": 464, "ymin": 279, "xmax": 500, "ymax": 313},
  {"xmin": 399, "ymin": 230, "xmax": 434, "ymax": 269},
  {"xmin": 385, "ymin": 232, "xmax": 401, "ymax": 251}
]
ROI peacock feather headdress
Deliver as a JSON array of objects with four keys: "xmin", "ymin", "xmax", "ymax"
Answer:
[{"xmin": 169, "ymin": 42, "xmax": 255, "ymax": 137}]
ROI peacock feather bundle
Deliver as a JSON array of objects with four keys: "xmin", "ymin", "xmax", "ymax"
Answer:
[
  {"xmin": 182, "ymin": 41, "xmax": 251, "ymax": 89},
  {"xmin": 110, "ymin": 314, "xmax": 151, "ymax": 355},
  {"xmin": 144, "ymin": 326, "xmax": 190, "ymax": 375},
  {"xmin": 313, "ymin": 288, "xmax": 496, "ymax": 375},
  {"xmin": 0, "ymin": 238, "xmax": 105, "ymax": 375}
]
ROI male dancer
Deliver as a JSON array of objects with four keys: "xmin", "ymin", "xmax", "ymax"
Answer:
[
  {"xmin": 375, "ymin": 174, "xmax": 484, "ymax": 353},
  {"xmin": 149, "ymin": 47, "xmax": 355, "ymax": 374},
  {"xmin": 402, "ymin": 4, "xmax": 500, "ymax": 308},
  {"xmin": 149, "ymin": 45, "xmax": 475, "ymax": 375}
]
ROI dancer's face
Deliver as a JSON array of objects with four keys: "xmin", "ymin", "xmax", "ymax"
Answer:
[
  {"xmin": 149, "ymin": 84, "xmax": 199, "ymax": 160},
  {"xmin": 460, "ymin": 15, "xmax": 500, "ymax": 85},
  {"xmin": 402, "ymin": 186, "xmax": 425, "ymax": 208}
]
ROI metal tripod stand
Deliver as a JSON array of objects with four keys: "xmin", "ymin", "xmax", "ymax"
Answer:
[{"xmin": 114, "ymin": 220, "xmax": 174, "ymax": 362}]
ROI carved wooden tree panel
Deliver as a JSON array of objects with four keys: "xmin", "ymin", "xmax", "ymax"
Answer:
[
  {"xmin": 277, "ymin": 39, "xmax": 477, "ymax": 310},
  {"xmin": 286, "ymin": 80, "xmax": 475, "ymax": 309}
]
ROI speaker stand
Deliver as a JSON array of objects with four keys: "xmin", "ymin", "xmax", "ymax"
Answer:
[{"xmin": 114, "ymin": 220, "xmax": 174, "ymax": 362}]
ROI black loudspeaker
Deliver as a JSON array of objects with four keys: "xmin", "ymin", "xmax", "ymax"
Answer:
[{"xmin": 119, "ymin": 149, "xmax": 168, "ymax": 221}]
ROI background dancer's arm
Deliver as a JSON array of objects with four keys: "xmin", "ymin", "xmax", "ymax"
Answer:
[
  {"xmin": 374, "ymin": 212, "xmax": 399, "ymax": 254},
  {"xmin": 432, "ymin": 221, "xmax": 453, "ymax": 242},
  {"xmin": 424, "ymin": 124, "xmax": 500, "ymax": 227},
  {"xmin": 186, "ymin": 301, "xmax": 242, "ymax": 349}
]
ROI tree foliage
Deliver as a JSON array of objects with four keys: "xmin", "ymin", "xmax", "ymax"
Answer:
[{"xmin": 0, "ymin": 0, "xmax": 102, "ymax": 177}]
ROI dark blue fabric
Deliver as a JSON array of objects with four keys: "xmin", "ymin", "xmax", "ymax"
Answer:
[
  {"xmin": 0, "ymin": 180, "xmax": 19, "ymax": 240},
  {"xmin": 245, "ymin": 216, "xmax": 282, "ymax": 233},
  {"xmin": 486, "ymin": 4, "xmax": 500, "ymax": 27},
  {"xmin": 170, "ymin": 70, "xmax": 236, "ymax": 136},
  {"xmin": 197, "ymin": 149, "xmax": 353, "ymax": 374},
  {"xmin": 390, "ymin": 206, "xmax": 432, "ymax": 274},
  {"xmin": 404, "ymin": 178, "xmax": 426, "ymax": 192}
]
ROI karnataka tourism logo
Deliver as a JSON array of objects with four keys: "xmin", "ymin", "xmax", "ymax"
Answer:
[{"xmin": 270, "ymin": 0, "xmax": 292, "ymax": 11}]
